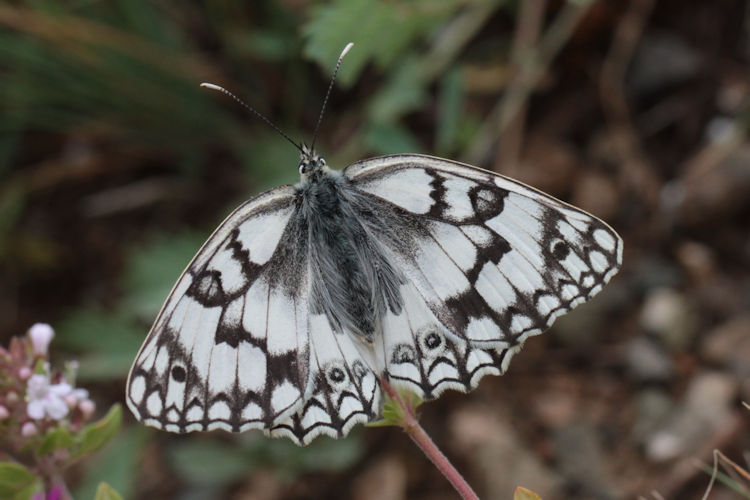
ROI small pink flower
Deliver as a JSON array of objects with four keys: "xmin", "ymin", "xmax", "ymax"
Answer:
[
  {"xmin": 28, "ymin": 323, "xmax": 55, "ymax": 356},
  {"xmin": 0, "ymin": 405, "xmax": 9, "ymax": 420},
  {"xmin": 65, "ymin": 388, "xmax": 89, "ymax": 409},
  {"xmin": 79, "ymin": 399, "xmax": 95, "ymax": 419},
  {"xmin": 6, "ymin": 391, "xmax": 19, "ymax": 404},
  {"xmin": 26, "ymin": 374, "xmax": 72, "ymax": 421},
  {"xmin": 18, "ymin": 366, "xmax": 32, "ymax": 380},
  {"xmin": 21, "ymin": 421, "xmax": 37, "ymax": 437}
]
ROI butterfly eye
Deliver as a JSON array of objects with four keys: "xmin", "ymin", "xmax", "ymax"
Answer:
[
  {"xmin": 298, "ymin": 163, "xmax": 306, "ymax": 174},
  {"xmin": 171, "ymin": 365, "xmax": 186, "ymax": 383}
]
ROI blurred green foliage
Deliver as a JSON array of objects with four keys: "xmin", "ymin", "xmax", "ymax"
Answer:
[
  {"xmin": 0, "ymin": 0, "xmax": 516, "ymax": 497},
  {"xmin": 94, "ymin": 482, "xmax": 125, "ymax": 500}
]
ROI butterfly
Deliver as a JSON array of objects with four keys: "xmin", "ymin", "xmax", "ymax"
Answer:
[{"xmin": 126, "ymin": 44, "xmax": 622, "ymax": 445}]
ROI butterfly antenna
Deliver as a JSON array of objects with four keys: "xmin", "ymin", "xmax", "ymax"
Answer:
[
  {"xmin": 310, "ymin": 42, "xmax": 353, "ymax": 152},
  {"xmin": 200, "ymin": 82, "xmax": 303, "ymax": 153}
]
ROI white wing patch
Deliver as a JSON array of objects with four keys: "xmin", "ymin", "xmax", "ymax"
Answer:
[{"xmin": 355, "ymin": 167, "xmax": 434, "ymax": 214}]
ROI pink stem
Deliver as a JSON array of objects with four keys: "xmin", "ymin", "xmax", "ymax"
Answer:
[{"xmin": 380, "ymin": 377, "xmax": 479, "ymax": 500}]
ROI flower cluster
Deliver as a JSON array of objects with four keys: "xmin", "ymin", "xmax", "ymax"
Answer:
[
  {"xmin": 0, "ymin": 324, "xmax": 95, "ymax": 441},
  {"xmin": 0, "ymin": 323, "xmax": 121, "ymax": 500}
]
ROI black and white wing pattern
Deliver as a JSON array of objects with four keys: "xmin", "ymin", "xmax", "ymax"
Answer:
[
  {"xmin": 345, "ymin": 154, "xmax": 622, "ymax": 398},
  {"xmin": 268, "ymin": 315, "xmax": 380, "ymax": 444},
  {"xmin": 126, "ymin": 186, "xmax": 380, "ymax": 444},
  {"xmin": 127, "ymin": 150, "xmax": 622, "ymax": 444}
]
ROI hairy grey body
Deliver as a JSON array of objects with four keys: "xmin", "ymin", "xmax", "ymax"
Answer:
[{"xmin": 294, "ymin": 167, "xmax": 406, "ymax": 342}]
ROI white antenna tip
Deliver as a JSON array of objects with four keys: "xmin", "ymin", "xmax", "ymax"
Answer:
[
  {"xmin": 200, "ymin": 83, "xmax": 224, "ymax": 91},
  {"xmin": 340, "ymin": 42, "xmax": 354, "ymax": 60}
]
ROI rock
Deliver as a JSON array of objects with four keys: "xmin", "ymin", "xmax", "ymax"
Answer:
[
  {"xmin": 639, "ymin": 288, "xmax": 696, "ymax": 350},
  {"xmin": 632, "ymin": 389, "xmax": 674, "ymax": 444},
  {"xmin": 701, "ymin": 314, "xmax": 750, "ymax": 376},
  {"xmin": 449, "ymin": 406, "xmax": 563, "ymax": 499},
  {"xmin": 674, "ymin": 241, "xmax": 716, "ymax": 285},
  {"xmin": 645, "ymin": 372, "xmax": 738, "ymax": 462},
  {"xmin": 625, "ymin": 336, "xmax": 674, "ymax": 382},
  {"xmin": 631, "ymin": 258, "xmax": 684, "ymax": 291}
]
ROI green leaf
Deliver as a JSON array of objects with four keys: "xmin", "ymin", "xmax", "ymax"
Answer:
[
  {"xmin": 36, "ymin": 427, "xmax": 75, "ymax": 457},
  {"xmin": 71, "ymin": 405, "xmax": 122, "ymax": 460},
  {"xmin": 303, "ymin": 0, "xmax": 463, "ymax": 87},
  {"xmin": 12, "ymin": 481, "xmax": 44, "ymax": 500},
  {"xmin": 74, "ymin": 426, "xmax": 149, "ymax": 500},
  {"xmin": 367, "ymin": 386, "xmax": 423, "ymax": 428},
  {"xmin": 0, "ymin": 462, "xmax": 37, "ymax": 498},
  {"xmin": 514, "ymin": 486, "xmax": 543, "ymax": 500},
  {"xmin": 366, "ymin": 56, "xmax": 428, "ymax": 125},
  {"xmin": 94, "ymin": 482, "xmax": 124, "ymax": 500}
]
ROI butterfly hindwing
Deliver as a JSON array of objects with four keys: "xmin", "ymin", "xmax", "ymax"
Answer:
[
  {"xmin": 345, "ymin": 154, "xmax": 623, "ymax": 350},
  {"xmin": 269, "ymin": 314, "xmax": 380, "ymax": 444},
  {"xmin": 375, "ymin": 282, "xmax": 515, "ymax": 400}
]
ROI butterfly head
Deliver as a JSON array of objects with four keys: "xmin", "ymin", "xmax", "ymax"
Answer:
[{"xmin": 298, "ymin": 144, "xmax": 327, "ymax": 181}]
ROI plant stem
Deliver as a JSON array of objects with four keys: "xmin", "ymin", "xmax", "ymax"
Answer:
[{"xmin": 380, "ymin": 377, "xmax": 479, "ymax": 500}]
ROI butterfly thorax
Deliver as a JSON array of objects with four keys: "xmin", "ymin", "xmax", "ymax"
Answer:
[{"xmin": 295, "ymin": 159, "xmax": 405, "ymax": 343}]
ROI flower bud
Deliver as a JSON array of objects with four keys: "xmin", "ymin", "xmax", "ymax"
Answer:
[
  {"xmin": 0, "ymin": 406, "xmax": 9, "ymax": 420},
  {"xmin": 65, "ymin": 394, "xmax": 77, "ymax": 409},
  {"xmin": 21, "ymin": 422, "xmax": 37, "ymax": 437},
  {"xmin": 79, "ymin": 399, "xmax": 96, "ymax": 419},
  {"xmin": 18, "ymin": 366, "xmax": 32, "ymax": 380},
  {"xmin": 28, "ymin": 323, "xmax": 54, "ymax": 356}
]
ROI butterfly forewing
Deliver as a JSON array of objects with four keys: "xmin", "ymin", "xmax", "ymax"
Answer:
[{"xmin": 127, "ymin": 187, "xmax": 316, "ymax": 434}]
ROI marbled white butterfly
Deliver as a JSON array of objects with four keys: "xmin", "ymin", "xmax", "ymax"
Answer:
[{"xmin": 126, "ymin": 44, "xmax": 622, "ymax": 445}]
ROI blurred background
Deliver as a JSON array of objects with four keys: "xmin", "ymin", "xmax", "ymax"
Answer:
[{"xmin": 1, "ymin": 0, "xmax": 749, "ymax": 498}]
